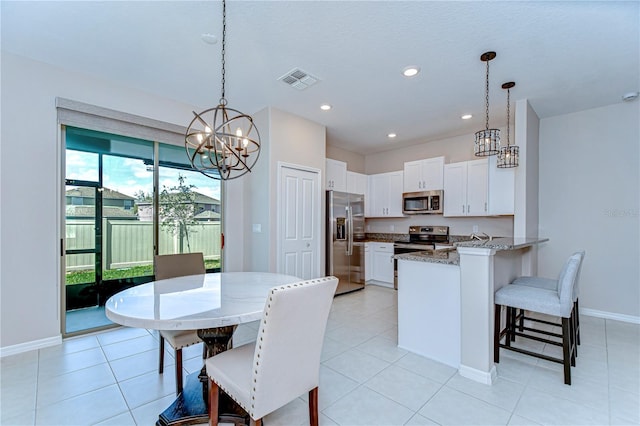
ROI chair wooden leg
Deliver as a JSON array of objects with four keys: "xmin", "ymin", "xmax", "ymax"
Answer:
[
  {"xmin": 251, "ymin": 419, "xmax": 262, "ymax": 426},
  {"xmin": 510, "ymin": 307, "xmax": 517, "ymax": 342},
  {"xmin": 159, "ymin": 337, "xmax": 165, "ymax": 374},
  {"xmin": 175, "ymin": 349, "xmax": 183, "ymax": 395},
  {"xmin": 309, "ymin": 387, "xmax": 319, "ymax": 426},
  {"xmin": 494, "ymin": 304, "xmax": 501, "ymax": 363},
  {"xmin": 562, "ymin": 317, "xmax": 572, "ymax": 385},
  {"xmin": 208, "ymin": 379, "xmax": 219, "ymax": 426}
]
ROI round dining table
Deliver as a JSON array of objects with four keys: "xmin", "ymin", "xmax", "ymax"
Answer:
[{"xmin": 105, "ymin": 271, "xmax": 301, "ymax": 426}]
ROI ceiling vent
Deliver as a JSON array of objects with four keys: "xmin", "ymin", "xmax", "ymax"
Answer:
[{"xmin": 278, "ymin": 68, "xmax": 319, "ymax": 90}]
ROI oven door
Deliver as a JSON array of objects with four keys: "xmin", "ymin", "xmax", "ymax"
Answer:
[{"xmin": 393, "ymin": 243, "xmax": 434, "ymax": 289}]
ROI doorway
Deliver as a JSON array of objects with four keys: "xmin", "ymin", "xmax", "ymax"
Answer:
[{"xmin": 277, "ymin": 163, "xmax": 321, "ymax": 279}]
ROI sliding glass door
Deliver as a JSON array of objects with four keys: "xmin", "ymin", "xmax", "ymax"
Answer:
[{"xmin": 63, "ymin": 126, "xmax": 222, "ymax": 336}]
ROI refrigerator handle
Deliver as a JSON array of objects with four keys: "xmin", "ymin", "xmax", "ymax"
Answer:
[{"xmin": 347, "ymin": 205, "xmax": 354, "ymax": 256}]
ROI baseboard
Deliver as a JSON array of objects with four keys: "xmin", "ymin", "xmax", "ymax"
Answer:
[
  {"xmin": 582, "ymin": 308, "xmax": 640, "ymax": 324},
  {"xmin": 0, "ymin": 335, "xmax": 62, "ymax": 358},
  {"xmin": 458, "ymin": 364, "xmax": 497, "ymax": 385}
]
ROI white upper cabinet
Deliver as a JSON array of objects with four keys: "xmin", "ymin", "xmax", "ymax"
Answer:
[
  {"xmin": 403, "ymin": 156, "xmax": 445, "ymax": 192},
  {"xmin": 487, "ymin": 155, "xmax": 515, "ymax": 215},
  {"xmin": 368, "ymin": 171, "xmax": 404, "ymax": 218},
  {"xmin": 443, "ymin": 157, "xmax": 514, "ymax": 217},
  {"xmin": 443, "ymin": 159, "xmax": 488, "ymax": 217},
  {"xmin": 346, "ymin": 171, "xmax": 367, "ymax": 195},
  {"xmin": 326, "ymin": 158, "xmax": 347, "ymax": 192}
]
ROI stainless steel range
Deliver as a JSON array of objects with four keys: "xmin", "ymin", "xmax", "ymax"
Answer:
[{"xmin": 393, "ymin": 226, "xmax": 450, "ymax": 288}]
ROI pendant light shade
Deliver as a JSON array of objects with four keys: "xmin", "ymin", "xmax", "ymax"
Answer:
[
  {"xmin": 185, "ymin": 0, "xmax": 261, "ymax": 180},
  {"xmin": 474, "ymin": 51, "xmax": 500, "ymax": 157},
  {"xmin": 497, "ymin": 82, "xmax": 519, "ymax": 168}
]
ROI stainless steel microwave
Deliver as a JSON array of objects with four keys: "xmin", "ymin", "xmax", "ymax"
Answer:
[{"xmin": 402, "ymin": 190, "xmax": 443, "ymax": 214}]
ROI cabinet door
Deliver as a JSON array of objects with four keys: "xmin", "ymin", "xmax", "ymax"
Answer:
[
  {"xmin": 466, "ymin": 159, "xmax": 488, "ymax": 216},
  {"xmin": 387, "ymin": 171, "xmax": 405, "ymax": 217},
  {"xmin": 368, "ymin": 173, "xmax": 389, "ymax": 217},
  {"xmin": 347, "ymin": 171, "xmax": 367, "ymax": 195},
  {"xmin": 443, "ymin": 162, "xmax": 467, "ymax": 217},
  {"xmin": 487, "ymin": 155, "xmax": 515, "ymax": 215},
  {"xmin": 364, "ymin": 243, "xmax": 371, "ymax": 281},
  {"xmin": 326, "ymin": 159, "xmax": 347, "ymax": 192},
  {"xmin": 372, "ymin": 244, "xmax": 394, "ymax": 283},
  {"xmin": 403, "ymin": 160, "xmax": 423, "ymax": 192},
  {"xmin": 422, "ymin": 156, "xmax": 445, "ymax": 190}
]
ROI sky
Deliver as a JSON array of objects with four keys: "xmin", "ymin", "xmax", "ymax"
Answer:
[{"xmin": 66, "ymin": 150, "xmax": 221, "ymax": 201}]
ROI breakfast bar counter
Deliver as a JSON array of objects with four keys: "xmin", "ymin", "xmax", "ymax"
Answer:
[{"xmin": 396, "ymin": 237, "xmax": 548, "ymax": 384}]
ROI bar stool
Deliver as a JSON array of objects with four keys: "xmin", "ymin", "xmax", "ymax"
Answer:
[
  {"xmin": 494, "ymin": 252, "xmax": 582, "ymax": 385},
  {"xmin": 513, "ymin": 251, "xmax": 585, "ymax": 354}
]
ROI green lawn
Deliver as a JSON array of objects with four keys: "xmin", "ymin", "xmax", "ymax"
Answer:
[{"xmin": 66, "ymin": 259, "xmax": 221, "ymax": 285}]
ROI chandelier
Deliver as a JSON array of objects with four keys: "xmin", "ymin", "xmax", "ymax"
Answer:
[
  {"xmin": 185, "ymin": 0, "xmax": 261, "ymax": 180},
  {"xmin": 474, "ymin": 51, "xmax": 500, "ymax": 156},
  {"xmin": 497, "ymin": 82, "xmax": 519, "ymax": 168}
]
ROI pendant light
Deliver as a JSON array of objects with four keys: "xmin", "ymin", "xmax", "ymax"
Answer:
[
  {"xmin": 497, "ymin": 82, "xmax": 519, "ymax": 168},
  {"xmin": 184, "ymin": 0, "xmax": 261, "ymax": 180},
  {"xmin": 474, "ymin": 51, "xmax": 500, "ymax": 156}
]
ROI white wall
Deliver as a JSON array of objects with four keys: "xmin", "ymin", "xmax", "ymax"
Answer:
[
  {"xmin": 326, "ymin": 145, "xmax": 365, "ymax": 173},
  {"xmin": 0, "ymin": 53, "xmax": 203, "ymax": 349},
  {"xmin": 241, "ymin": 107, "xmax": 326, "ymax": 273},
  {"xmin": 539, "ymin": 101, "xmax": 639, "ymax": 318}
]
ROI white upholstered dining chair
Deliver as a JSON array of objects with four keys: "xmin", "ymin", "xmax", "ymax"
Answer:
[
  {"xmin": 205, "ymin": 276, "xmax": 339, "ymax": 426},
  {"xmin": 155, "ymin": 252, "xmax": 206, "ymax": 395}
]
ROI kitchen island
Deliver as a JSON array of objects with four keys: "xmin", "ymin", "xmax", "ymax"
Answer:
[{"xmin": 395, "ymin": 237, "xmax": 548, "ymax": 385}]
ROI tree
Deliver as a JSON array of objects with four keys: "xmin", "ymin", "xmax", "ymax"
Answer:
[{"xmin": 159, "ymin": 174, "xmax": 200, "ymax": 253}]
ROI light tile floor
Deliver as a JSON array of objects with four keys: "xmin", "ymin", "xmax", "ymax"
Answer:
[{"xmin": 1, "ymin": 285, "xmax": 639, "ymax": 425}]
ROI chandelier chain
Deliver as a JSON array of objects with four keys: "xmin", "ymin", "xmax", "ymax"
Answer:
[
  {"xmin": 485, "ymin": 58, "xmax": 490, "ymax": 130},
  {"xmin": 219, "ymin": 0, "xmax": 227, "ymax": 106},
  {"xmin": 506, "ymin": 87, "xmax": 511, "ymax": 147}
]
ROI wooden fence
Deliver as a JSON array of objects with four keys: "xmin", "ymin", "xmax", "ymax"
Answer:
[{"xmin": 65, "ymin": 219, "xmax": 221, "ymax": 271}]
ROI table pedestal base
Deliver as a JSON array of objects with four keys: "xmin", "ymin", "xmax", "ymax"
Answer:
[{"xmin": 157, "ymin": 326, "xmax": 249, "ymax": 426}]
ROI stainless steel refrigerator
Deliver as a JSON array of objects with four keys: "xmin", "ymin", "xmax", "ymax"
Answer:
[{"xmin": 326, "ymin": 190, "xmax": 365, "ymax": 295}]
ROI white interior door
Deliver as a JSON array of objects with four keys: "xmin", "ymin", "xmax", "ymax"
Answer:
[{"xmin": 278, "ymin": 164, "xmax": 320, "ymax": 279}]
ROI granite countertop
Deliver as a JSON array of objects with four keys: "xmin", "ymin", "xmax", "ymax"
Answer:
[
  {"xmin": 394, "ymin": 249, "xmax": 459, "ymax": 265},
  {"xmin": 454, "ymin": 237, "xmax": 549, "ymax": 251}
]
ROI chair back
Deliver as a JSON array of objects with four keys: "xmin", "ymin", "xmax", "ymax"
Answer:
[
  {"xmin": 572, "ymin": 251, "xmax": 586, "ymax": 300},
  {"xmin": 250, "ymin": 276, "xmax": 338, "ymax": 420},
  {"xmin": 154, "ymin": 252, "xmax": 205, "ymax": 280},
  {"xmin": 557, "ymin": 252, "xmax": 583, "ymax": 316}
]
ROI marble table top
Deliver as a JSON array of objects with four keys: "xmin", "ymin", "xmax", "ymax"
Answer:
[{"xmin": 105, "ymin": 272, "xmax": 301, "ymax": 330}]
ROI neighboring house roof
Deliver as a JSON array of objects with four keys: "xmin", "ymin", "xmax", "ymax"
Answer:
[
  {"xmin": 65, "ymin": 205, "xmax": 137, "ymax": 218},
  {"xmin": 136, "ymin": 191, "xmax": 220, "ymax": 206},
  {"xmin": 193, "ymin": 192, "xmax": 220, "ymax": 205},
  {"xmin": 66, "ymin": 187, "xmax": 135, "ymax": 200},
  {"xmin": 194, "ymin": 210, "xmax": 220, "ymax": 220}
]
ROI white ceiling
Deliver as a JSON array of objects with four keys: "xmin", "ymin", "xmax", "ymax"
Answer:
[{"xmin": 2, "ymin": 1, "xmax": 638, "ymax": 154}]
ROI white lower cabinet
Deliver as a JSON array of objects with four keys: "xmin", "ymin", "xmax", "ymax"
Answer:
[
  {"xmin": 364, "ymin": 243, "xmax": 371, "ymax": 282},
  {"xmin": 370, "ymin": 242, "xmax": 394, "ymax": 284}
]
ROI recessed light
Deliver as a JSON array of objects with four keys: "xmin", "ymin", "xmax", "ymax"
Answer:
[
  {"xmin": 201, "ymin": 33, "xmax": 218, "ymax": 44},
  {"xmin": 461, "ymin": 114, "xmax": 473, "ymax": 120},
  {"xmin": 622, "ymin": 91, "xmax": 639, "ymax": 102},
  {"xmin": 388, "ymin": 133, "xmax": 397, "ymax": 138},
  {"xmin": 320, "ymin": 104, "xmax": 332, "ymax": 111},
  {"xmin": 402, "ymin": 66, "xmax": 420, "ymax": 77}
]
